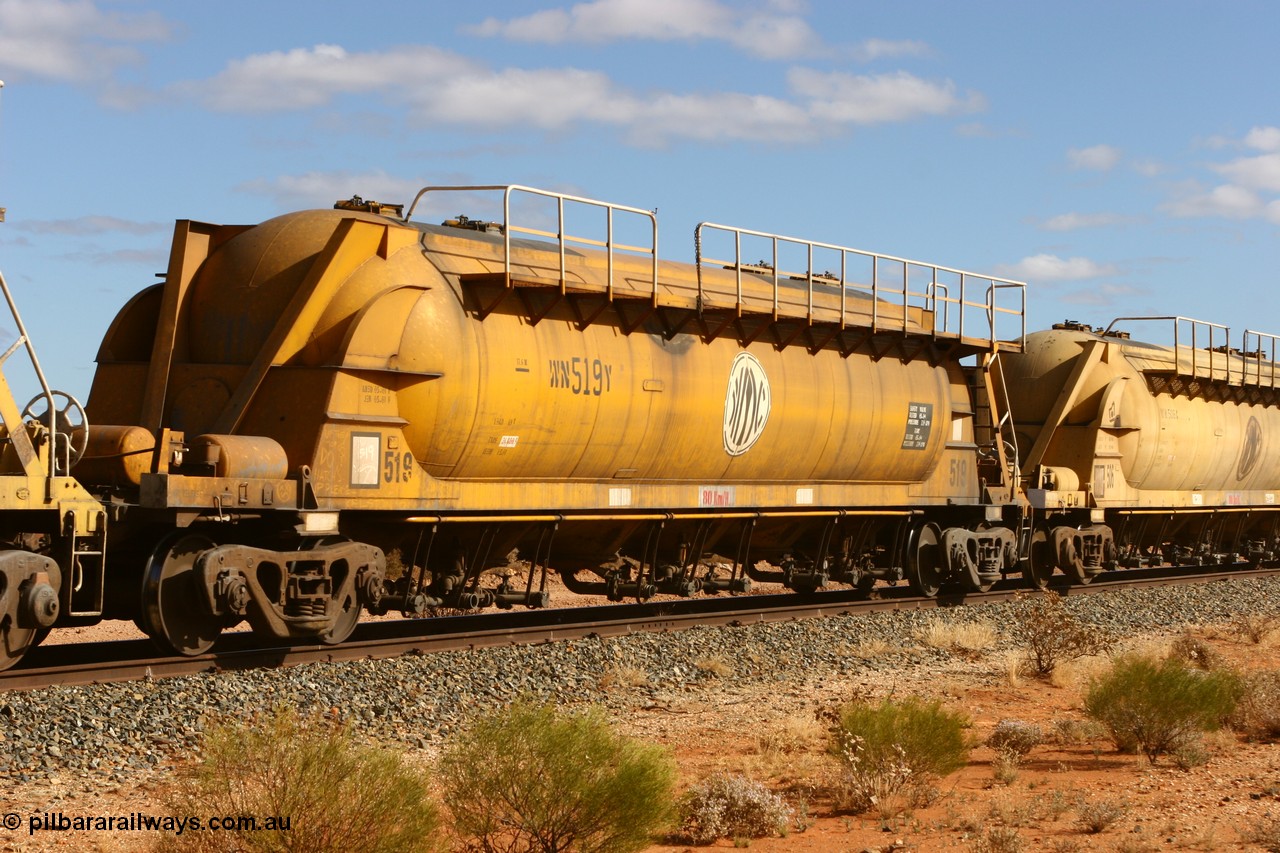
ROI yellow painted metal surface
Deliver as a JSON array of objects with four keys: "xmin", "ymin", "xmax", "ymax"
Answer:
[
  {"xmin": 77, "ymin": 424, "xmax": 155, "ymax": 486},
  {"xmin": 88, "ymin": 206, "xmax": 983, "ymax": 512},
  {"xmin": 1002, "ymin": 327, "xmax": 1280, "ymax": 506},
  {"xmin": 189, "ymin": 434, "xmax": 288, "ymax": 479}
]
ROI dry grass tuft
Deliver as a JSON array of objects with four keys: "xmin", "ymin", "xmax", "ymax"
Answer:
[
  {"xmin": 1075, "ymin": 796, "xmax": 1129, "ymax": 833},
  {"xmin": 1230, "ymin": 669, "xmax": 1280, "ymax": 741},
  {"xmin": 600, "ymin": 663, "xmax": 650, "ymax": 690},
  {"xmin": 1236, "ymin": 612, "xmax": 1280, "ymax": 645},
  {"xmin": 755, "ymin": 713, "xmax": 826, "ymax": 759},
  {"xmin": 695, "ymin": 655, "xmax": 734, "ymax": 678},
  {"xmin": 841, "ymin": 637, "xmax": 897, "ymax": 659},
  {"xmin": 1048, "ymin": 652, "xmax": 1111, "ymax": 691},
  {"xmin": 914, "ymin": 618, "xmax": 998, "ymax": 658}
]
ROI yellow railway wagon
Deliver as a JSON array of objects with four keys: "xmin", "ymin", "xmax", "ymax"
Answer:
[
  {"xmin": 81, "ymin": 186, "xmax": 1027, "ymax": 654},
  {"xmin": 999, "ymin": 320, "xmax": 1280, "ymax": 585}
]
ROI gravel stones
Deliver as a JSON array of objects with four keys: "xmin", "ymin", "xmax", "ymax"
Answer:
[{"xmin": 3, "ymin": 576, "xmax": 1278, "ymax": 782}]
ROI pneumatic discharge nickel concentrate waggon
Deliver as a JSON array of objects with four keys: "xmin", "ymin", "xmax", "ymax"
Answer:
[{"xmin": 1, "ymin": 183, "xmax": 1279, "ymax": 670}]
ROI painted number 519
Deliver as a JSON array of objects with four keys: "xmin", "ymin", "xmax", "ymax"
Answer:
[{"xmin": 384, "ymin": 451, "xmax": 414, "ymax": 483}]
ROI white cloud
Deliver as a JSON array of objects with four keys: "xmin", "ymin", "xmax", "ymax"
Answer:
[
  {"xmin": 997, "ymin": 254, "xmax": 1116, "ymax": 282},
  {"xmin": 623, "ymin": 91, "xmax": 812, "ymax": 145},
  {"xmin": 1067, "ymin": 144, "xmax": 1122, "ymax": 171},
  {"xmin": 1158, "ymin": 127, "xmax": 1280, "ymax": 226},
  {"xmin": 188, "ymin": 44, "xmax": 460, "ymax": 112},
  {"xmin": 15, "ymin": 215, "xmax": 165, "ymax": 236},
  {"xmin": 1061, "ymin": 283, "xmax": 1149, "ymax": 307},
  {"xmin": 1163, "ymin": 184, "xmax": 1266, "ymax": 219},
  {"xmin": 417, "ymin": 67, "xmax": 625, "ymax": 130},
  {"xmin": 1130, "ymin": 159, "xmax": 1164, "ymax": 177},
  {"xmin": 730, "ymin": 13, "xmax": 821, "ymax": 59},
  {"xmin": 1245, "ymin": 126, "xmax": 1280, "ymax": 152},
  {"xmin": 184, "ymin": 44, "xmax": 984, "ymax": 145},
  {"xmin": 469, "ymin": 3, "xmax": 936, "ymax": 64},
  {"xmin": 0, "ymin": 0, "xmax": 171, "ymax": 83},
  {"xmin": 1214, "ymin": 152, "xmax": 1280, "ymax": 193},
  {"xmin": 237, "ymin": 170, "xmax": 428, "ymax": 210},
  {"xmin": 788, "ymin": 68, "xmax": 983, "ymax": 125},
  {"xmin": 1039, "ymin": 212, "xmax": 1138, "ymax": 232},
  {"xmin": 467, "ymin": 0, "xmax": 822, "ymax": 59},
  {"xmin": 469, "ymin": 0, "xmax": 728, "ymax": 42},
  {"xmin": 851, "ymin": 38, "xmax": 930, "ymax": 62},
  {"xmin": 67, "ymin": 247, "xmax": 169, "ymax": 267}
]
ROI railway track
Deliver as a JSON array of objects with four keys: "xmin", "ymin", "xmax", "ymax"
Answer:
[{"xmin": 6, "ymin": 563, "xmax": 1279, "ymax": 692}]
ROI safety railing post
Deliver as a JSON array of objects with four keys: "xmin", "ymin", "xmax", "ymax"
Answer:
[
  {"xmin": 406, "ymin": 184, "xmax": 659, "ymax": 306},
  {"xmin": 689, "ymin": 220, "xmax": 1025, "ymax": 348}
]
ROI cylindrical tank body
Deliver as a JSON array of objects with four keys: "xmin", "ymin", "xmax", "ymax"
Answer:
[
  {"xmin": 1004, "ymin": 327, "xmax": 1280, "ymax": 495},
  {"xmin": 189, "ymin": 435, "xmax": 289, "ymax": 480},
  {"xmin": 92, "ymin": 208, "xmax": 969, "ymax": 501},
  {"xmin": 392, "ymin": 296, "xmax": 954, "ymax": 485},
  {"xmin": 76, "ymin": 425, "xmax": 155, "ymax": 487}
]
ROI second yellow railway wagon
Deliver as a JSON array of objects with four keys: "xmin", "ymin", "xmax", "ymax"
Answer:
[
  {"xmin": 82, "ymin": 185, "xmax": 1027, "ymax": 655},
  {"xmin": 999, "ymin": 319, "xmax": 1280, "ymax": 586}
]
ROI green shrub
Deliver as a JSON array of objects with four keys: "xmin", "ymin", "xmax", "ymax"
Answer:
[
  {"xmin": 1008, "ymin": 591, "xmax": 1109, "ymax": 677},
  {"xmin": 970, "ymin": 826, "xmax": 1024, "ymax": 853},
  {"xmin": 985, "ymin": 720, "xmax": 1042, "ymax": 757},
  {"xmin": 1168, "ymin": 630, "xmax": 1221, "ymax": 670},
  {"xmin": 1235, "ymin": 612, "xmax": 1279, "ymax": 644},
  {"xmin": 1230, "ymin": 669, "xmax": 1280, "ymax": 741},
  {"xmin": 1244, "ymin": 813, "xmax": 1280, "ymax": 852},
  {"xmin": 677, "ymin": 773, "xmax": 792, "ymax": 845},
  {"xmin": 157, "ymin": 706, "xmax": 441, "ymax": 853},
  {"xmin": 1074, "ymin": 796, "xmax": 1128, "ymax": 833},
  {"xmin": 439, "ymin": 700, "xmax": 676, "ymax": 853},
  {"xmin": 1083, "ymin": 654, "xmax": 1241, "ymax": 763},
  {"xmin": 829, "ymin": 696, "xmax": 969, "ymax": 814}
]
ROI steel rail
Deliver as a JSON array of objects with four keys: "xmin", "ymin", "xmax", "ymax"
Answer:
[{"xmin": 5, "ymin": 563, "xmax": 1279, "ymax": 692}]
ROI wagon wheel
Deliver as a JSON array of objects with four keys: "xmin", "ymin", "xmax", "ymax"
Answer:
[
  {"xmin": 0, "ymin": 607, "xmax": 42, "ymax": 672},
  {"xmin": 141, "ymin": 532, "xmax": 223, "ymax": 656},
  {"xmin": 1026, "ymin": 527, "xmax": 1054, "ymax": 589},
  {"xmin": 0, "ymin": 619, "xmax": 39, "ymax": 672},
  {"xmin": 0, "ymin": 560, "xmax": 60, "ymax": 671},
  {"xmin": 22, "ymin": 390, "xmax": 88, "ymax": 473},
  {"xmin": 1067, "ymin": 561, "xmax": 1094, "ymax": 585},
  {"xmin": 305, "ymin": 536, "xmax": 362, "ymax": 646},
  {"xmin": 1056, "ymin": 529, "xmax": 1093, "ymax": 585},
  {"xmin": 907, "ymin": 523, "xmax": 943, "ymax": 598},
  {"xmin": 320, "ymin": 584, "xmax": 361, "ymax": 646},
  {"xmin": 963, "ymin": 530, "xmax": 996, "ymax": 593}
]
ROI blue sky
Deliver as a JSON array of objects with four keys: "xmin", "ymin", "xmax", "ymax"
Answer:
[{"xmin": 0, "ymin": 0, "xmax": 1277, "ymax": 402}]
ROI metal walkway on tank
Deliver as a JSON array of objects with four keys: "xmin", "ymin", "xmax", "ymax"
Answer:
[
  {"xmin": 404, "ymin": 185, "xmax": 1027, "ymax": 360},
  {"xmin": 1099, "ymin": 316, "xmax": 1280, "ymax": 400}
]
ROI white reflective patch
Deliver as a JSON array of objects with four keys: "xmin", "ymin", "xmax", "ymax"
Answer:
[
  {"xmin": 609, "ymin": 487, "xmax": 632, "ymax": 507},
  {"xmin": 795, "ymin": 488, "xmax": 814, "ymax": 505},
  {"xmin": 304, "ymin": 512, "xmax": 340, "ymax": 533},
  {"xmin": 499, "ymin": 435, "xmax": 519, "ymax": 448},
  {"xmin": 350, "ymin": 433, "xmax": 380, "ymax": 487},
  {"xmin": 1192, "ymin": 493, "xmax": 1203, "ymax": 506}
]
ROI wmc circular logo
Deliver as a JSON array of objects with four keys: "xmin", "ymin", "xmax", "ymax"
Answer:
[
  {"xmin": 723, "ymin": 352, "xmax": 771, "ymax": 456},
  {"xmin": 1238, "ymin": 415, "xmax": 1263, "ymax": 481}
]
